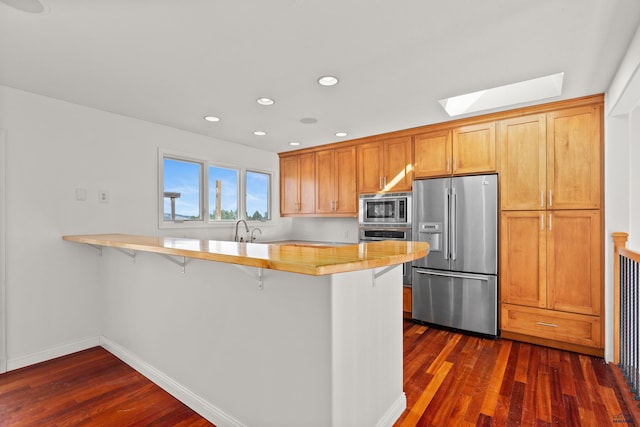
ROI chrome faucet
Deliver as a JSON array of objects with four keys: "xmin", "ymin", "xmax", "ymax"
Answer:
[
  {"xmin": 251, "ymin": 227, "xmax": 262, "ymax": 242},
  {"xmin": 234, "ymin": 219, "xmax": 249, "ymax": 242}
]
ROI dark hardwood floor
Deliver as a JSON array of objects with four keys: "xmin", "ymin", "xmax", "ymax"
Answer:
[
  {"xmin": 0, "ymin": 321, "xmax": 633, "ymax": 426},
  {"xmin": 0, "ymin": 347, "xmax": 212, "ymax": 426},
  {"xmin": 395, "ymin": 321, "xmax": 634, "ymax": 427}
]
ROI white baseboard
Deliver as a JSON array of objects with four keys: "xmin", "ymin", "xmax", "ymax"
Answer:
[
  {"xmin": 377, "ymin": 392, "xmax": 407, "ymax": 427},
  {"xmin": 6, "ymin": 336, "xmax": 403, "ymax": 427},
  {"xmin": 99, "ymin": 336, "xmax": 245, "ymax": 427},
  {"xmin": 6, "ymin": 336, "xmax": 100, "ymax": 371}
]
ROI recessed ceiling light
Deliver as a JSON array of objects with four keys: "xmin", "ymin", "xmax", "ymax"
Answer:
[
  {"xmin": 438, "ymin": 72, "xmax": 565, "ymax": 117},
  {"xmin": 318, "ymin": 76, "xmax": 339, "ymax": 87},
  {"xmin": 300, "ymin": 117, "xmax": 318, "ymax": 124},
  {"xmin": 204, "ymin": 115, "xmax": 220, "ymax": 122},
  {"xmin": 257, "ymin": 97, "xmax": 275, "ymax": 106},
  {"xmin": 254, "ymin": 131, "xmax": 267, "ymax": 136},
  {"xmin": 335, "ymin": 132, "xmax": 348, "ymax": 137},
  {"xmin": 289, "ymin": 142, "xmax": 301, "ymax": 146}
]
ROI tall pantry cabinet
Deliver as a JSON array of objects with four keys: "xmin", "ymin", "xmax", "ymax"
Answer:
[{"xmin": 499, "ymin": 102, "xmax": 603, "ymax": 356}]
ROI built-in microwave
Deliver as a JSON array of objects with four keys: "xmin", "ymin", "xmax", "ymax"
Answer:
[{"xmin": 358, "ymin": 192, "xmax": 411, "ymax": 225}]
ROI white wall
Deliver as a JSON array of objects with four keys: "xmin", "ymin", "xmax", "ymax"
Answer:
[
  {"xmin": 291, "ymin": 217, "xmax": 359, "ymax": 243},
  {"xmin": 0, "ymin": 85, "xmax": 291, "ymax": 368},
  {"xmin": 604, "ymin": 22, "xmax": 640, "ymax": 361},
  {"xmin": 629, "ymin": 109, "xmax": 640, "ymax": 246},
  {"xmin": 0, "ymin": 129, "xmax": 6, "ymax": 372}
]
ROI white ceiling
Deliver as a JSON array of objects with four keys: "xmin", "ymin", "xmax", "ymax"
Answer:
[{"xmin": 1, "ymin": 0, "xmax": 640, "ymax": 153}]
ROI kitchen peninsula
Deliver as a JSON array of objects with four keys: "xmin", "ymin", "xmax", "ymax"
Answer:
[{"xmin": 63, "ymin": 234, "xmax": 428, "ymax": 427}]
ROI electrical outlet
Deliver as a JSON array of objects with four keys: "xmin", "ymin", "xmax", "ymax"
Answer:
[{"xmin": 98, "ymin": 190, "xmax": 109, "ymax": 203}]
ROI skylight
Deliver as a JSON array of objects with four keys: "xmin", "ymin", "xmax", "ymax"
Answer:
[{"xmin": 438, "ymin": 72, "xmax": 564, "ymax": 116}]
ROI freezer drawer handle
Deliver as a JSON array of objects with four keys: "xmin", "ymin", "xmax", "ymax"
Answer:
[
  {"xmin": 415, "ymin": 270, "xmax": 490, "ymax": 281},
  {"xmin": 535, "ymin": 321, "xmax": 558, "ymax": 328}
]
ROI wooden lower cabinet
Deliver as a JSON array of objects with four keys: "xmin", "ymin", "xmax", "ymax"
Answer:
[
  {"xmin": 500, "ymin": 209, "xmax": 603, "ymax": 355},
  {"xmin": 501, "ymin": 304, "xmax": 602, "ymax": 355},
  {"xmin": 403, "ymin": 286, "xmax": 412, "ymax": 318}
]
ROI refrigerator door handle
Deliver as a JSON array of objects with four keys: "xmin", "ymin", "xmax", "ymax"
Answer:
[
  {"xmin": 451, "ymin": 188, "xmax": 457, "ymax": 261},
  {"xmin": 443, "ymin": 188, "xmax": 449, "ymax": 260},
  {"xmin": 415, "ymin": 269, "xmax": 491, "ymax": 281}
]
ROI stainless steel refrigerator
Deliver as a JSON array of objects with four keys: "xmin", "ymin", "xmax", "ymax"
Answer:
[{"xmin": 412, "ymin": 174, "xmax": 498, "ymax": 336}]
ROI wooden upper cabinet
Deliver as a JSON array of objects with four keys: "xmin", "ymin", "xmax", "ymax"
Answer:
[
  {"xmin": 499, "ymin": 115, "xmax": 547, "ymax": 210},
  {"xmin": 315, "ymin": 149, "xmax": 335, "ymax": 214},
  {"xmin": 334, "ymin": 146, "xmax": 358, "ymax": 214},
  {"xmin": 414, "ymin": 130, "xmax": 452, "ymax": 178},
  {"xmin": 315, "ymin": 146, "xmax": 357, "ymax": 215},
  {"xmin": 547, "ymin": 105, "xmax": 601, "ymax": 210},
  {"xmin": 547, "ymin": 210, "xmax": 601, "ymax": 316},
  {"xmin": 358, "ymin": 136, "xmax": 412, "ymax": 193},
  {"xmin": 383, "ymin": 136, "xmax": 413, "ymax": 192},
  {"xmin": 452, "ymin": 122, "xmax": 497, "ymax": 175},
  {"xmin": 280, "ymin": 153, "xmax": 315, "ymax": 215},
  {"xmin": 280, "ymin": 155, "xmax": 300, "ymax": 215},
  {"xmin": 500, "ymin": 211, "xmax": 547, "ymax": 308},
  {"xmin": 357, "ymin": 142, "xmax": 384, "ymax": 193},
  {"xmin": 414, "ymin": 123, "xmax": 496, "ymax": 178}
]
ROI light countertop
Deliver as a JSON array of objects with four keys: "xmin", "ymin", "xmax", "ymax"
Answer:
[{"xmin": 63, "ymin": 233, "xmax": 428, "ymax": 276}]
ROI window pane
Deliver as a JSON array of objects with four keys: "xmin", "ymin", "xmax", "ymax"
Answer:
[
  {"xmin": 163, "ymin": 158, "xmax": 202, "ymax": 221},
  {"xmin": 209, "ymin": 166, "xmax": 239, "ymax": 221},
  {"xmin": 246, "ymin": 171, "xmax": 270, "ymax": 221}
]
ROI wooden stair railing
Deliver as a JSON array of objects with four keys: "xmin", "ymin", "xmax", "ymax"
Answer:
[{"xmin": 612, "ymin": 232, "xmax": 640, "ymax": 426}]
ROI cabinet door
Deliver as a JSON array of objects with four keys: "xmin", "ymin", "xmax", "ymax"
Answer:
[
  {"xmin": 547, "ymin": 105, "xmax": 601, "ymax": 209},
  {"xmin": 452, "ymin": 122, "xmax": 496, "ymax": 175},
  {"xmin": 298, "ymin": 153, "xmax": 316, "ymax": 214},
  {"xmin": 280, "ymin": 156, "xmax": 300, "ymax": 215},
  {"xmin": 315, "ymin": 149, "xmax": 335, "ymax": 214},
  {"xmin": 357, "ymin": 142, "xmax": 383, "ymax": 193},
  {"xmin": 382, "ymin": 136, "xmax": 413, "ymax": 191},
  {"xmin": 500, "ymin": 211, "xmax": 547, "ymax": 308},
  {"xmin": 334, "ymin": 146, "xmax": 357, "ymax": 214},
  {"xmin": 414, "ymin": 130, "xmax": 452, "ymax": 178},
  {"xmin": 547, "ymin": 210, "xmax": 601, "ymax": 316},
  {"xmin": 499, "ymin": 115, "xmax": 546, "ymax": 210}
]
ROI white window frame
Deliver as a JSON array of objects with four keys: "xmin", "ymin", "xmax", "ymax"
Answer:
[{"xmin": 158, "ymin": 149, "xmax": 273, "ymax": 229}]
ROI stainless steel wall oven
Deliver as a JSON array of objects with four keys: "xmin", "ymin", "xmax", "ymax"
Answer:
[{"xmin": 359, "ymin": 225, "xmax": 413, "ymax": 286}]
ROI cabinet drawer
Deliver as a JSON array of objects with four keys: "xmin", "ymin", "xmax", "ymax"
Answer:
[{"xmin": 501, "ymin": 304, "xmax": 601, "ymax": 348}]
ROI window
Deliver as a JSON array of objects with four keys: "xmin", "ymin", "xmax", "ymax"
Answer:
[
  {"xmin": 163, "ymin": 157, "xmax": 203, "ymax": 222},
  {"xmin": 159, "ymin": 151, "xmax": 272, "ymax": 227},
  {"xmin": 209, "ymin": 165, "xmax": 239, "ymax": 221},
  {"xmin": 245, "ymin": 170, "xmax": 270, "ymax": 221}
]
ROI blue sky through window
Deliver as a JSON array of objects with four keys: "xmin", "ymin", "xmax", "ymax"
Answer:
[
  {"xmin": 163, "ymin": 158, "xmax": 201, "ymax": 220},
  {"xmin": 246, "ymin": 171, "xmax": 269, "ymax": 220},
  {"xmin": 209, "ymin": 166, "xmax": 238, "ymax": 220}
]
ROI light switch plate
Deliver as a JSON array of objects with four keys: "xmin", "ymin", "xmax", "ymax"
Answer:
[{"xmin": 75, "ymin": 188, "xmax": 87, "ymax": 201}]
